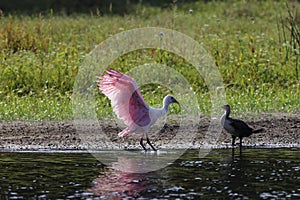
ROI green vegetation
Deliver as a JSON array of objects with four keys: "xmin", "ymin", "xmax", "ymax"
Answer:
[{"xmin": 0, "ymin": 0, "xmax": 299, "ymax": 120}]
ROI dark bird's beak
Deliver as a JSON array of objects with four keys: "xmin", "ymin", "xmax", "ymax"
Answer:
[{"xmin": 221, "ymin": 105, "xmax": 227, "ymax": 109}]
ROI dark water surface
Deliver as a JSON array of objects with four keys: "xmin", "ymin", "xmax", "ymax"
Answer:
[{"xmin": 0, "ymin": 148, "xmax": 299, "ymax": 199}]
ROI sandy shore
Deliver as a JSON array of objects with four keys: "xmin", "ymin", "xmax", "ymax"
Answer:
[{"xmin": 0, "ymin": 113, "xmax": 299, "ymax": 150}]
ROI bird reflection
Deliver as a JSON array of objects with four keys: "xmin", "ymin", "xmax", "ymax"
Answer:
[
  {"xmin": 86, "ymin": 149, "xmax": 183, "ymax": 198},
  {"xmin": 87, "ymin": 168, "xmax": 151, "ymax": 198},
  {"xmin": 86, "ymin": 153, "xmax": 160, "ymax": 198},
  {"xmin": 231, "ymin": 146, "xmax": 243, "ymax": 160}
]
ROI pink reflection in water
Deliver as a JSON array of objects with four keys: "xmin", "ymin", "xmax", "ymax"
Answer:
[
  {"xmin": 87, "ymin": 169, "xmax": 152, "ymax": 198},
  {"xmin": 87, "ymin": 156, "xmax": 156, "ymax": 198}
]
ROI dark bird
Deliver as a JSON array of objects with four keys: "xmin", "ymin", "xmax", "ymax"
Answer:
[{"xmin": 221, "ymin": 104, "xmax": 264, "ymax": 149}]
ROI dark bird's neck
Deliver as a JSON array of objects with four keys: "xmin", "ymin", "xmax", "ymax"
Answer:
[
  {"xmin": 224, "ymin": 107, "xmax": 230, "ymax": 119},
  {"xmin": 221, "ymin": 106, "xmax": 231, "ymax": 127}
]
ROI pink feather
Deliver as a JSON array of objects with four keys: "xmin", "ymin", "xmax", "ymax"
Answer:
[{"xmin": 97, "ymin": 69, "xmax": 150, "ymax": 137}]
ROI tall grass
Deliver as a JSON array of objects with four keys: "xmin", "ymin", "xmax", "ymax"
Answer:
[
  {"xmin": 0, "ymin": 0, "xmax": 299, "ymax": 120},
  {"xmin": 278, "ymin": 2, "xmax": 300, "ymax": 81}
]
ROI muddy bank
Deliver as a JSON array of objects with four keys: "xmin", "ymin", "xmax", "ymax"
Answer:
[{"xmin": 0, "ymin": 113, "xmax": 299, "ymax": 150}]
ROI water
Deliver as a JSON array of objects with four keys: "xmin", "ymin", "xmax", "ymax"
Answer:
[{"xmin": 0, "ymin": 148, "xmax": 299, "ymax": 199}]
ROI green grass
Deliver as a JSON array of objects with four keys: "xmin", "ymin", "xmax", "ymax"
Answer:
[
  {"xmin": 0, "ymin": 0, "xmax": 299, "ymax": 120},
  {"xmin": 0, "ymin": 94, "xmax": 72, "ymax": 120}
]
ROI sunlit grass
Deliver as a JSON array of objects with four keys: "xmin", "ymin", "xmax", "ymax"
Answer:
[
  {"xmin": 0, "ymin": 0, "xmax": 299, "ymax": 120},
  {"xmin": 0, "ymin": 94, "xmax": 73, "ymax": 120}
]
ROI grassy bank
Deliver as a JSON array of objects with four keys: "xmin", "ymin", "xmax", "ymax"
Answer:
[{"xmin": 0, "ymin": 0, "xmax": 299, "ymax": 120}]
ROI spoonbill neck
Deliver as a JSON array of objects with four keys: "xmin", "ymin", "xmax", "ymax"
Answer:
[{"xmin": 163, "ymin": 100, "xmax": 172, "ymax": 112}]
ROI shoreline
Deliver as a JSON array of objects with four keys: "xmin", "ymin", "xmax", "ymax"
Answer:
[{"xmin": 0, "ymin": 113, "xmax": 299, "ymax": 151}]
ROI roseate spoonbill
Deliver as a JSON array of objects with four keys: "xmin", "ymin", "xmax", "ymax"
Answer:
[
  {"xmin": 221, "ymin": 104, "xmax": 264, "ymax": 149},
  {"xmin": 97, "ymin": 69, "xmax": 179, "ymax": 151}
]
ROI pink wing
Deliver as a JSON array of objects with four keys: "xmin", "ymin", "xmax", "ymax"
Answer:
[{"xmin": 97, "ymin": 69, "xmax": 151, "ymax": 133}]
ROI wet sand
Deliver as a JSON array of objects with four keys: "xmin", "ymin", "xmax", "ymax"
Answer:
[{"xmin": 0, "ymin": 113, "xmax": 299, "ymax": 150}]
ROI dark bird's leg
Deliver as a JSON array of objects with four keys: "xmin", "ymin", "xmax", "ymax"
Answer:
[
  {"xmin": 239, "ymin": 137, "xmax": 243, "ymax": 150},
  {"xmin": 146, "ymin": 137, "xmax": 157, "ymax": 151},
  {"xmin": 239, "ymin": 137, "xmax": 243, "ymax": 157},
  {"xmin": 140, "ymin": 138, "xmax": 147, "ymax": 151},
  {"xmin": 231, "ymin": 135, "xmax": 236, "ymax": 147}
]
